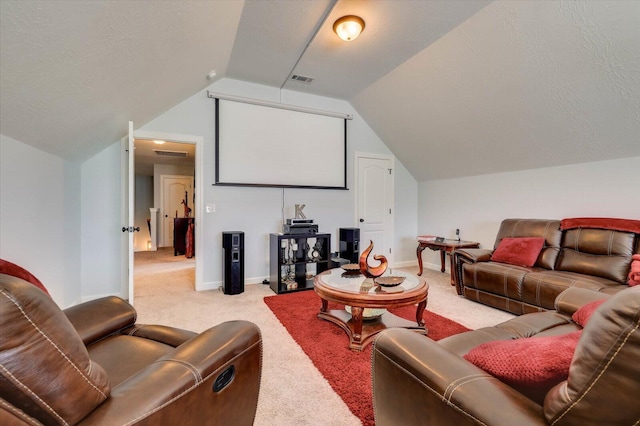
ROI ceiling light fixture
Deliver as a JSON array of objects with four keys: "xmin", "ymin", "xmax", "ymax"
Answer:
[
  {"xmin": 153, "ymin": 140, "xmax": 165, "ymax": 145},
  {"xmin": 333, "ymin": 15, "xmax": 365, "ymax": 42}
]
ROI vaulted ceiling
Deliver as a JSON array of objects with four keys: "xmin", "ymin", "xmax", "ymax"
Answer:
[{"xmin": 1, "ymin": 1, "xmax": 638, "ymax": 181}]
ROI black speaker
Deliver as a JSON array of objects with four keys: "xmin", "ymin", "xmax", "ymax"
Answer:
[
  {"xmin": 339, "ymin": 227, "xmax": 360, "ymax": 263},
  {"xmin": 222, "ymin": 232, "xmax": 244, "ymax": 295}
]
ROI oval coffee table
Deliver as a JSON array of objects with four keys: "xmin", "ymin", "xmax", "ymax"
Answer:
[{"xmin": 313, "ymin": 268, "xmax": 428, "ymax": 351}]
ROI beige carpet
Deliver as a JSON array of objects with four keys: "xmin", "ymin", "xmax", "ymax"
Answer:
[{"xmin": 134, "ymin": 249, "xmax": 514, "ymax": 425}]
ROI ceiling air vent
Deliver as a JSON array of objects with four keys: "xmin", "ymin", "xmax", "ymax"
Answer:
[
  {"xmin": 291, "ymin": 74, "xmax": 314, "ymax": 84},
  {"xmin": 153, "ymin": 149, "xmax": 188, "ymax": 158}
]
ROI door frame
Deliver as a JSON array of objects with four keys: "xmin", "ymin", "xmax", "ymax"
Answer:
[
  {"xmin": 132, "ymin": 130, "xmax": 204, "ymax": 292},
  {"xmin": 354, "ymin": 151, "xmax": 395, "ymax": 266}
]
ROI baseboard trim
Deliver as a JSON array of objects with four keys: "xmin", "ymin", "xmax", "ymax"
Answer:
[
  {"xmin": 392, "ymin": 260, "xmax": 445, "ymax": 272},
  {"xmin": 393, "ymin": 260, "xmax": 418, "ymax": 268},
  {"xmin": 197, "ymin": 276, "xmax": 269, "ymax": 292},
  {"xmin": 423, "ymin": 262, "xmax": 447, "ymax": 272}
]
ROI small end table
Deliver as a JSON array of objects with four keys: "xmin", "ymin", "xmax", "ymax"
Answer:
[{"xmin": 416, "ymin": 239, "xmax": 479, "ymax": 285}]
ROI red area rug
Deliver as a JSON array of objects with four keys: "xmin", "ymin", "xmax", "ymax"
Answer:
[{"xmin": 264, "ymin": 290, "xmax": 470, "ymax": 425}]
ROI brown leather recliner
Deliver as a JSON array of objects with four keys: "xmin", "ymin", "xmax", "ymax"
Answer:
[
  {"xmin": 372, "ymin": 286, "xmax": 640, "ymax": 425},
  {"xmin": 0, "ymin": 274, "xmax": 262, "ymax": 425}
]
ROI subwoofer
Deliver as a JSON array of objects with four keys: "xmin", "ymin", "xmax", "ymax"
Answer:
[
  {"xmin": 222, "ymin": 231, "xmax": 244, "ymax": 295},
  {"xmin": 339, "ymin": 227, "xmax": 360, "ymax": 264}
]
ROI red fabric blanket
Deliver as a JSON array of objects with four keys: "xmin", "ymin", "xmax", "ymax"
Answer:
[
  {"xmin": 0, "ymin": 259, "xmax": 50, "ymax": 295},
  {"xmin": 560, "ymin": 217, "xmax": 640, "ymax": 234}
]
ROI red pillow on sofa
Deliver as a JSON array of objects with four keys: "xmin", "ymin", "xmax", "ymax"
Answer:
[
  {"xmin": 491, "ymin": 237, "xmax": 545, "ymax": 267},
  {"xmin": 0, "ymin": 258, "xmax": 50, "ymax": 295},
  {"xmin": 572, "ymin": 298, "xmax": 607, "ymax": 327},
  {"xmin": 463, "ymin": 330, "xmax": 582, "ymax": 404},
  {"xmin": 628, "ymin": 254, "xmax": 640, "ymax": 287}
]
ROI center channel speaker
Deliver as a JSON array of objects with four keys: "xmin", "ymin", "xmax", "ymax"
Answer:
[
  {"xmin": 222, "ymin": 231, "xmax": 244, "ymax": 295},
  {"xmin": 339, "ymin": 227, "xmax": 360, "ymax": 263}
]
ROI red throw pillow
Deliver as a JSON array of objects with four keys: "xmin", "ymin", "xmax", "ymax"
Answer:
[
  {"xmin": 0, "ymin": 258, "xmax": 50, "ymax": 296},
  {"xmin": 463, "ymin": 330, "xmax": 582, "ymax": 404},
  {"xmin": 572, "ymin": 298, "xmax": 607, "ymax": 327},
  {"xmin": 491, "ymin": 237, "xmax": 545, "ymax": 267},
  {"xmin": 628, "ymin": 255, "xmax": 640, "ymax": 287}
]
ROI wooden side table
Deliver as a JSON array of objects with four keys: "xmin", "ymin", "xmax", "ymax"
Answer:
[
  {"xmin": 173, "ymin": 217, "xmax": 194, "ymax": 257},
  {"xmin": 314, "ymin": 268, "xmax": 428, "ymax": 351},
  {"xmin": 416, "ymin": 239, "xmax": 479, "ymax": 285}
]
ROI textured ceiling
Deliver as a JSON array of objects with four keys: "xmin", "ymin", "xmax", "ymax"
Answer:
[
  {"xmin": 0, "ymin": 0, "xmax": 242, "ymax": 161},
  {"xmin": 351, "ymin": 0, "xmax": 640, "ymax": 180},
  {"xmin": 1, "ymin": 0, "xmax": 639, "ymax": 180},
  {"xmin": 228, "ymin": 0, "xmax": 490, "ymax": 99}
]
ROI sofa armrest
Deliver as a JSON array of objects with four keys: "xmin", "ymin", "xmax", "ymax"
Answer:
[
  {"xmin": 452, "ymin": 248, "xmax": 493, "ymax": 294},
  {"xmin": 79, "ymin": 320, "xmax": 262, "ymax": 426},
  {"xmin": 64, "ymin": 296, "xmax": 136, "ymax": 345},
  {"xmin": 454, "ymin": 248, "xmax": 493, "ymax": 263},
  {"xmin": 121, "ymin": 324, "xmax": 198, "ymax": 347},
  {"xmin": 372, "ymin": 329, "xmax": 546, "ymax": 426},
  {"xmin": 554, "ymin": 287, "xmax": 610, "ymax": 316}
]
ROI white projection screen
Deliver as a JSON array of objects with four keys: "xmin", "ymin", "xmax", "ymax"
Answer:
[{"xmin": 215, "ymin": 98, "xmax": 347, "ymax": 189}]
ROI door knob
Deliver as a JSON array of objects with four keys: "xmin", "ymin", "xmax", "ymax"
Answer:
[{"xmin": 359, "ymin": 218, "xmax": 364, "ymax": 222}]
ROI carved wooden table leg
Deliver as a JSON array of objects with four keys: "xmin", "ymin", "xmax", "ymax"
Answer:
[
  {"xmin": 415, "ymin": 299, "xmax": 427, "ymax": 326},
  {"xmin": 320, "ymin": 298, "xmax": 328, "ymax": 313},
  {"xmin": 416, "ymin": 243, "xmax": 426, "ymax": 276},
  {"xmin": 350, "ymin": 306, "xmax": 364, "ymax": 349}
]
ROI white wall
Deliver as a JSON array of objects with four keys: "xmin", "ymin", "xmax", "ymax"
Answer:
[
  {"xmin": 134, "ymin": 78, "xmax": 418, "ymax": 289},
  {"xmin": 76, "ymin": 77, "xmax": 418, "ymax": 298},
  {"xmin": 393, "ymin": 161, "xmax": 419, "ymax": 266},
  {"xmin": 0, "ymin": 134, "xmax": 81, "ymax": 307},
  {"xmin": 417, "ymin": 157, "xmax": 640, "ymax": 271},
  {"xmin": 80, "ymin": 142, "xmax": 122, "ymax": 300}
]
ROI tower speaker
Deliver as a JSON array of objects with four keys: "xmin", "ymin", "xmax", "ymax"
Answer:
[
  {"xmin": 222, "ymin": 231, "xmax": 244, "ymax": 295},
  {"xmin": 339, "ymin": 227, "xmax": 360, "ymax": 263}
]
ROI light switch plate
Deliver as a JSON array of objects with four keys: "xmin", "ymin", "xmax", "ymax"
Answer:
[{"xmin": 206, "ymin": 203, "xmax": 216, "ymax": 213}]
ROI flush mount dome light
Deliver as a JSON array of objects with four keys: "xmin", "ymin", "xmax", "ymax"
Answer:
[
  {"xmin": 333, "ymin": 15, "xmax": 365, "ymax": 41},
  {"xmin": 153, "ymin": 140, "xmax": 165, "ymax": 145}
]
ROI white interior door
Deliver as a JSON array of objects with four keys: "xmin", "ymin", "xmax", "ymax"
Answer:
[
  {"xmin": 356, "ymin": 155, "xmax": 394, "ymax": 266},
  {"xmin": 161, "ymin": 176, "xmax": 193, "ymax": 247},
  {"xmin": 120, "ymin": 121, "xmax": 135, "ymax": 304}
]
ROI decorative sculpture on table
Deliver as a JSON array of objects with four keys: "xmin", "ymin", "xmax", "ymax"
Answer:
[
  {"xmin": 359, "ymin": 240, "xmax": 388, "ymax": 278},
  {"xmin": 181, "ymin": 191, "xmax": 192, "ymax": 218},
  {"xmin": 181, "ymin": 190, "xmax": 194, "ymax": 258}
]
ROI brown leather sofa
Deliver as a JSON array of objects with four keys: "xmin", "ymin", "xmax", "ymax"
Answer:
[
  {"xmin": 453, "ymin": 218, "xmax": 639, "ymax": 314},
  {"xmin": 372, "ymin": 286, "xmax": 640, "ymax": 425},
  {"xmin": 0, "ymin": 274, "xmax": 263, "ymax": 425}
]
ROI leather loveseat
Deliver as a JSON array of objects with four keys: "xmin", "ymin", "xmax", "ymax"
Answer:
[
  {"xmin": 372, "ymin": 286, "xmax": 640, "ymax": 425},
  {"xmin": 453, "ymin": 218, "xmax": 640, "ymax": 315},
  {"xmin": 0, "ymin": 273, "xmax": 263, "ymax": 425}
]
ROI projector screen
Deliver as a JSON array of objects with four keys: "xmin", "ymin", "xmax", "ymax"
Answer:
[{"xmin": 215, "ymin": 98, "xmax": 347, "ymax": 189}]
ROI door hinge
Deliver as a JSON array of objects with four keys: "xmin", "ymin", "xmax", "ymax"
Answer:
[
  {"xmin": 389, "ymin": 248, "xmax": 391, "ymax": 253},
  {"xmin": 389, "ymin": 208, "xmax": 391, "ymax": 214},
  {"xmin": 388, "ymin": 168, "xmax": 392, "ymax": 175}
]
